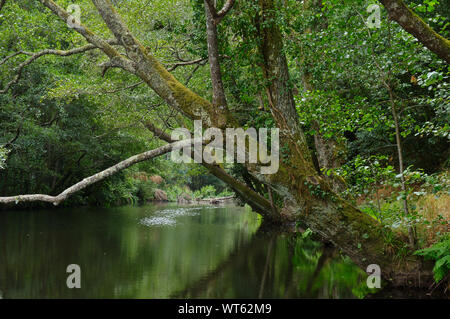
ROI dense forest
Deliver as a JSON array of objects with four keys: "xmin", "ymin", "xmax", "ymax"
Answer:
[{"xmin": 0, "ymin": 0, "xmax": 449, "ymax": 292}]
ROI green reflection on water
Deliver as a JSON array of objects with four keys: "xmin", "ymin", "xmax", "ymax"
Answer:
[{"xmin": 0, "ymin": 204, "xmax": 370, "ymax": 298}]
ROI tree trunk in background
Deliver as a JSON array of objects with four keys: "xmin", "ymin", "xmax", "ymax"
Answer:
[
  {"xmin": 204, "ymin": 0, "xmax": 228, "ymax": 128},
  {"xmin": 386, "ymin": 85, "xmax": 417, "ymax": 249}
]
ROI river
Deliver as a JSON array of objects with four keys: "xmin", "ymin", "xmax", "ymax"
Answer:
[{"xmin": 0, "ymin": 203, "xmax": 373, "ymax": 298}]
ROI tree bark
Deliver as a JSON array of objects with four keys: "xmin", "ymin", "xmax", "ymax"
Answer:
[{"xmin": 204, "ymin": 0, "xmax": 230, "ymax": 129}]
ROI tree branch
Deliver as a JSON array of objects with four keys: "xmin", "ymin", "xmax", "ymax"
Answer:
[
  {"xmin": 0, "ymin": 41, "xmax": 118, "ymax": 94},
  {"xmin": 215, "ymin": 0, "xmax": 235, "ymax": 24},
  {"xmin": 3, "ymin": 123, "xmax": 22, "ymax": 148},
  {"xmin": 167, "ymin": 57, "xmax": 208, "ymax": 71},
  {"xmin": 0, "ymin": 138, "xmax": 196, "ymax": 205},
  {"xmin": 143, "ymin": 121, "xmax": 279, "ymax": 219},
  {"xmin": 37, "ymin": 0, "xmax": 135, "ymax": 77},
  {"xmin": 379, "ymin": 0, "xmax": 450, "ymax": 63},
  {"xmin": 205, "ymin": 0, "xmax": 235, "ymax": 24},
  {"xmin": 103, "ymin": 81, "xmax": 144, "ymax": 93},
  {"xmin": 204, "ymin": 0, "xmax": 218, "ymax": 16}
]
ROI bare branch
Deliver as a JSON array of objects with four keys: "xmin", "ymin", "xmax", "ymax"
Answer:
[
  {"xmin": 167, "ymin": 57, "xmax": 208, "ymax": 71},
  {"xmin": 166, "ymin": 54, "xmax": 229, "ymax": 72},
  {"xmin": 215, "ymin": 0, "xmax": 235, "ymax": 24},
  {"xmin": 3, "ymin": 123, "xmax": 22, "ymax": 148},
  {"xmin": 92, "ymin": 122, "xmax": 140, "ymax": 139},
  {"xmin": 0, "ymin": 138, "xmax": 196, "ymax": 205},
  {"xmin": 184, "ymin": 63, "xmax": 203, "ymax": 85},
  {"xmin": 0, "ymin": 41, "xmax": 118, "ymax": 94},
  {"xmin": 99, "ymin": 56, "xmax": 124, "ymax": 77},
  {"xmin": 205, "ymin": 0, "xmax": 235, "ymax": 25},
  {"xmin": 103, "ymin": 81, "xmax": 144, "ymax": 93},
  {"xmin": 0, "ymin": 51, "xmax": 26, "ymax": 66}
]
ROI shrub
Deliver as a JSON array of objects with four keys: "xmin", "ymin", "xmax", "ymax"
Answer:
[
  {"xmin": 165, "ymin": 185, "xmax": 187, "ymax": 202},
  {"xmin": 193, "ymin": 185, "xmax": 217, "ymax": 199},
  {"xmin": 135, "ymin": 180, "xmax": 156, "ymax": 203}
]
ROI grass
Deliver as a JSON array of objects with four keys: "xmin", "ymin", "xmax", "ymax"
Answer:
[
  {"xmin": 359, "ymin": 190, "xmax": 449, "ymax": 248},
  {"xmin": 415, "ymin": 191, "xmax": 450, "ymax": 246}
]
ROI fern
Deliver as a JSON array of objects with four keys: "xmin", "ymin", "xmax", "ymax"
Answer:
[{"xmin": 414, "ymin": 236, "xmax": 450, "ymax": 282}]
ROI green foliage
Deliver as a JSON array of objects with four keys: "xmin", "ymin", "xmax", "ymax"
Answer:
[
  {"xmin": 101, "ymin": 177, "xmax": 139, "ymax": 206},
  {"xmin": 301, "ymin": 228, "xmax": 313, "ymax": 239},
  {"xmin": 334, "ymin": 155, "xmax": 396, "ymax": 199},
  {"xmin": 288, "ymin": 0, "xmax": 449, "ymax": 173},
  {"xmin": 193, "ymin": 185, "xmax": 217, "ymax": 199},
  {"xmin": 303, "ymin": 180, "xmax": 329, "ymax": 199},
  {"xmin": 165, "ymin": 185, "xmax": 187, "ymax": 202},
  {"xmin": 164, "ymin": 183, "xmax": 232, "ymax": 202},
  {"xmin": 135, "ymin": 180, "xmax": 157, "ymax": 203},
  {"xmin": 291, "ymin": 235, "xmax": 376, "ymax": 298},
  {"xmin": 295, "ymin": 89, "xmax": 364, "ymax": 141},
  {"xmin": 415, "ymin": 235, "xmax": 450, "ymax": 282}
]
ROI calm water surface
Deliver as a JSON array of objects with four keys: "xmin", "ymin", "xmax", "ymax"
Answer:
[{"xmin": 0, "ymin": 204, "xmax": 372, "ymax": 298}]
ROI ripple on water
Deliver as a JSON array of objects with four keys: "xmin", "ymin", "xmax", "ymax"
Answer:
[
  {"xmin": 139, "ymin": 207, "xmax": 205, "ymax": 227},
  {"xmin": 140, "ymin": 216, "xmax": 177, "ymax": 227}
]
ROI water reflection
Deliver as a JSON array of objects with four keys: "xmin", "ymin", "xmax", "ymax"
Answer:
[
  {"xmin": 172, "ymin": 231, "xmax": 371, "ymax": 298},
  {"xmin": 0, "ymin": 204, "xmax": 370, "ymax": 298}
]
